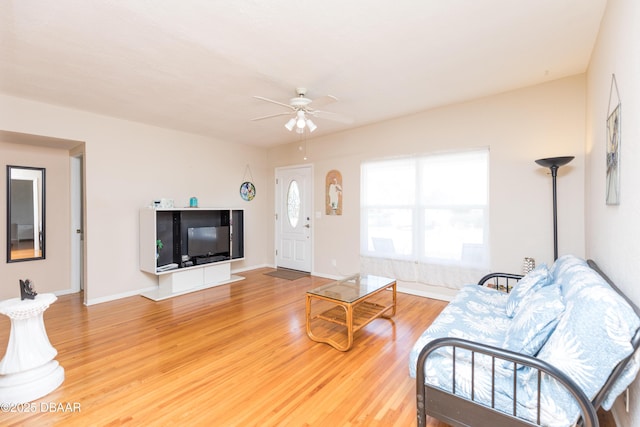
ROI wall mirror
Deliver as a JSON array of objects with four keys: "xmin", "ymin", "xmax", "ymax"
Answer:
[{"xmin": 7, "ymin": 165, "xmax": 46, "ymax": 262}]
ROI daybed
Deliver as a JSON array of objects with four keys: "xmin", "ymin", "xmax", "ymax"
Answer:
[{"xmin": 409, "ymin": 255, "xmax": 640, "ymax": 427}]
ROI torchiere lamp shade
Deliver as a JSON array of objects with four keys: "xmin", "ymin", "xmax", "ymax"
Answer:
[{"xmin": 535, "ymin": 156, "xmax": 575, "ymax": 169}]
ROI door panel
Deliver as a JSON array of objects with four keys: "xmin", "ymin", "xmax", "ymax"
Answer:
[{"xmin": 276, "ymin": 166, "xmax": 312, "ymax": 272}]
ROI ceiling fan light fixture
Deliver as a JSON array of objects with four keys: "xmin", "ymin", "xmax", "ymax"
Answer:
[
  {"xmin": 253, "ymin": 88, "xmax": 351, "ymax": 134},
  {"xmin": 295, "ymin": 110, "xmax": 306, "ymax": 129},
  {"xmin": 284, "ymin": 117, "xmax": 296, "ymax": 131},
  {"xmin": 306, "ymin": 118, "xmax": 317, "ymax": 132}
]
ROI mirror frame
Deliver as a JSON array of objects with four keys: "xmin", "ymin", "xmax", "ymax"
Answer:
[{"xmin": 6, "ymin": 165, "xmax": 46, "ymax": 262}]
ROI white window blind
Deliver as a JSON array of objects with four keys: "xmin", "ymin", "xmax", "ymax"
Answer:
[{"xmin": 360, "ymin": 149, "xmax": 489, "ymax": 289}]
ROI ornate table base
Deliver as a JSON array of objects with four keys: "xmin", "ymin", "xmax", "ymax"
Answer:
[
  {"xmin": 0, "ymin": 293, "xmax": 65, "ymax": 404},
  {"xmin": 0, "ymin": 360, "xmax": 64, "ymax": 404}
]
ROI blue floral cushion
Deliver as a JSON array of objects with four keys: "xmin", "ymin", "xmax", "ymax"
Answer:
[
  {"xmin": 534, "ymin": 273, "xmax": 640, "ymax": 407},
  {"xmin": 505, "ymin": 264, "xmax": 550, "ymax": 317},
  {"xmin": 409, "ymin": 284, "xmax": 509, "ymax": 378},
  {"xmin": 549, "ymin": 254, "xmax": 589, "ymax": 299},
  {"xmin": 502, "ymin": 283, "xmax": 564, "ymax": 357}
]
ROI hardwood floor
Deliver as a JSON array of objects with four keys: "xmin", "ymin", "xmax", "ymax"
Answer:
[
  {"xmin": 0, "ymin": 268, "xmax": 616, "ymax": 426},
  {"xmin": 0, "ymin": 268, "xmax": 450, "ymax": 426},
  {"xmin": 9, "ymin": 243, "xmax": 42, "ymax": 260}
]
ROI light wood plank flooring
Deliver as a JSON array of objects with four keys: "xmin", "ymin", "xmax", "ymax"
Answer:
[
  {"xmin": 0, "ymin": 268, "xmax": 449, "ymax": 426},
  {"xmin": 0, "ymin": 268, "xmax": 616, "ymax": 426},
  {"xmin": 9, "ymin": 244, "xmax": 42, "ymax": 260}
]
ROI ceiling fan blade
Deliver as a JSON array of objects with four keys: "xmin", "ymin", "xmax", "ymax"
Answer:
[
  {"xmin": 253, "ymin": 95, "xmax": 295, "ymax": 110},
  {"xmin": 251, "ymin": 112, "xmax": 293, "ymax": 121},
  {"xmin": 310, "ymin": 110, "xmax": 354, "ymax": 124},
  {"xmin": 310, "ymin": 95, "xmax": 338, "ymax": 108}
]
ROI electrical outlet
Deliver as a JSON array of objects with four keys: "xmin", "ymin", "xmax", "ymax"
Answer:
[{"xmin": 331, "ymin": 259, "xmax": 337, "ymax": 267}]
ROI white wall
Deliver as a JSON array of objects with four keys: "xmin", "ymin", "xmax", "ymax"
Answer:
[
  {"xmin": 0, "ymin": 94, "xmax": 270, "ymax": 304},
  {"xmin": 585, "ymin": 0, "xmax": 640, "ymax": 425},
  {"xmin": 0, "ymin": 140, "xmax": 71, "ymax": 299},
  {"xmin": 268, "ymin": 76, "xmax": 587, "ymax": 288}
]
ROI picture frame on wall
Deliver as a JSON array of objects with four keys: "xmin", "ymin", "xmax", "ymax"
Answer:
[
  {"xmin": 606, "ymin": 104, "xmax": 620, "ymax": 205},
  {"xmin": 606, "ymin": 74, "xmax": 621, "ymax": 205},
  {"xmin": 325, "ymin": 170, "xmax": 343, "ymax": 215}
]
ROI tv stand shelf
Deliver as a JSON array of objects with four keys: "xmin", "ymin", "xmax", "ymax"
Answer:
[
  {"xmin": 139, "ymin": 208, "xmax": 245, "ymax": 301},
  {"xmin": 193, "ymin": 254, "xmax": 228, "ymax": 265}
]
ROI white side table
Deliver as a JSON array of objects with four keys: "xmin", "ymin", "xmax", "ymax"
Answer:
[{"xmin": 0, "ymin": 293, "xmax": 64, "ymax": 404}]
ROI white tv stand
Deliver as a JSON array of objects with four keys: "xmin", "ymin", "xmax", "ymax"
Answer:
[
  {"xmin": 142, "ymin": 261, "xmax": 244, "ymax": 301},
  {"xmin": 139, "ymin": 208, "xmax": 245, "ymax": 301}
]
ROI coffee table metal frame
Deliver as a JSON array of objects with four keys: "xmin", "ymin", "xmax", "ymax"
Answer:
[{"xmin": 305, "ymin": 275, "xmax": 396, "ymax": 351}]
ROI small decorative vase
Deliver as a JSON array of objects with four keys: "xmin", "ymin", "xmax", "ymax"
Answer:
[{"xmin": 522, "ymin": 257, "xmax": 536, "ymax": 275}]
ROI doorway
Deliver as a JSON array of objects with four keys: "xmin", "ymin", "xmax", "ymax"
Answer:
[
  {"xmin": 71, "ymin": 154, "xmax": 85, "ymax": 297},
  {"xmin": 275, "ymin": 165, "xmax": 313, "ymax": 272}
]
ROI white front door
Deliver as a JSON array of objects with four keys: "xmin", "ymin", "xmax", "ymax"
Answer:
[{"xmin": 276, "ymin": 165, "xmax": 312, "ymax": 272}]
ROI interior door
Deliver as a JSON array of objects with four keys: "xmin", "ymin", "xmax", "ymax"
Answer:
[
  {"xmin": 276, "ymin": 165, "xmax": 312, "ymax": 272},
  {"xmin": 71, "ymin": 154, "xmax": 84, "ymax": 293}
]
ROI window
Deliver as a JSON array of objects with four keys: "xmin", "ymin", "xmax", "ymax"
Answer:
[
  {"xmin": 360, "ymin": 149, "xmax": 489, "ymax": 288},
  {"xmin": 287, "ymin": 180, "xmax": 300, "ymax": 228}
]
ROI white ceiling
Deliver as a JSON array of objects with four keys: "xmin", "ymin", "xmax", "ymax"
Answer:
[{"xmin": 0, "ymin": 0, "xmax": 606, "ymax": 148}]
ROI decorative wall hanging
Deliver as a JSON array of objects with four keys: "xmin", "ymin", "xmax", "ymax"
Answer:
[
  {"xmin": 606, "ymin": 74, "xmax": 621, "ymax": 205},
  {"xmin": 325, "ymin": 169, "xmax": 343, "ymax": 215},
  {"xmin": 240, "ymin": 164, "xmax": 256, "ymax": 201}
]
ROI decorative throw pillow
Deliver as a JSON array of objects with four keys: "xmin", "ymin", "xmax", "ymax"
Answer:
[
  {"xmin": 505, "ymin": 264, "xmax": 550, "ymax": 318},
  {"xmin": 502, "ymin": 283, "xmax": 564, "ymax": 357},
  {"xmin": 535, "ymin": 284, "xmax": 640, "ymax": 403}
]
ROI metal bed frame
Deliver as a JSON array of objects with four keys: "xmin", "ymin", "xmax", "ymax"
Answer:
[{"xmin": 416, "ymin": 260, "xmax": 640, "ymax": 427}]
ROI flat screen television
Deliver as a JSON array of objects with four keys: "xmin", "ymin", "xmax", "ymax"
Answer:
[{"xmin": 187, "ymin": 226, "xmax": 230, "ymax": 258}]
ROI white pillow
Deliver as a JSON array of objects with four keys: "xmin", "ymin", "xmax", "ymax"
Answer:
[{"xmin": 505, "ymin": 264, "xmax": 550, "ymax": 317}]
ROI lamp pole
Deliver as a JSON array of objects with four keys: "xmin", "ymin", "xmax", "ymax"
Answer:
[{"xmin": 535, "ymin": 156, "xmax": 574, "ymax": 261}]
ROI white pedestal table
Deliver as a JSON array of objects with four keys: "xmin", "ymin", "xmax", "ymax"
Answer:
[{"xmin": 0, "ymin": 293, "xmax": 64, "ymax": 404}]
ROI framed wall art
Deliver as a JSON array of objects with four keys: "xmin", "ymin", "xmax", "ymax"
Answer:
[
  {"xmin": 606, "ymin": 74, "xmax": 621, "ymax": 205},
  {"xmin": 325, "ymin": 169, "xmax": 342, "ymax": 215}
]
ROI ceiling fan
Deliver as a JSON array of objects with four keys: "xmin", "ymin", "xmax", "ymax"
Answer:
[{"xmin": 251, "ymin": 88, "xmax": 353, "ymax": 134}]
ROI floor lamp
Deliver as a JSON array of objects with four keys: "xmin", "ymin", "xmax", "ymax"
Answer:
[{"xmin": 535, "ymin": 156, "xmax": 574, "ymax": 261}]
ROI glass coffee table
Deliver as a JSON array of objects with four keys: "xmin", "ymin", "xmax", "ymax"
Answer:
[{"xmin": 305, "ymin": 275, "xmax": 396, "ymax": 351}]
